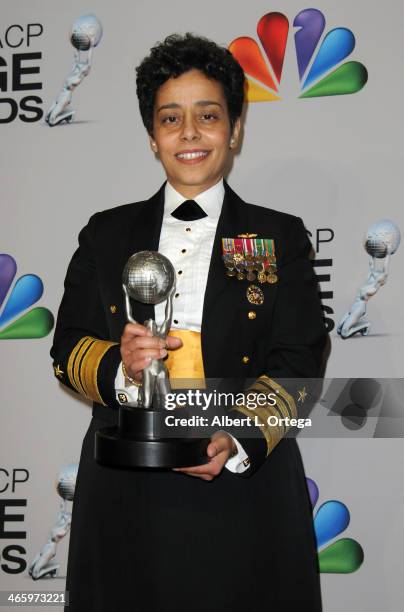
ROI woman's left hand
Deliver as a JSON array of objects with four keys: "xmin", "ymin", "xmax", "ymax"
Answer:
[{"xmin": 173, "ymin": 431, "xmax": 237, "ymax": 481}]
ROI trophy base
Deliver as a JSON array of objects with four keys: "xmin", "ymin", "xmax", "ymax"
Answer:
[{"xmin": 95, "ymin": 427, "xmax": 209, "ymax": 469}]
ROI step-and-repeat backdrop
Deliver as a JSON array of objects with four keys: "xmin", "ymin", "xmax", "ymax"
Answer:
[{"xmin": 1, "ymin": 1, "xmax": 403, "ymax": 610}]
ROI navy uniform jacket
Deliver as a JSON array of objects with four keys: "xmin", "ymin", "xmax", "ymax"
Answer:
[{"xmin": 51, "ymin": 180, "xmax": 327, "ymax": 475}]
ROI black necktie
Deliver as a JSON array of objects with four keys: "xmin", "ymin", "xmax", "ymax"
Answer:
[{"xmin": 171, "ymin": 199, "xmax": 207, "ymax": 221}]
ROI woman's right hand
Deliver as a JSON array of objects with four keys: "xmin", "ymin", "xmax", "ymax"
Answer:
[{"xmin": 120, "ymin": 323, "xmax": 183, "ymax": 384}]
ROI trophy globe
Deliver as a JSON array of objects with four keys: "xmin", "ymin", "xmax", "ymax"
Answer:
[
  {"xmin": 56, "ymin": 463, "xmax": 78, "ymax": 501},
  {"xmin": 364, "ymin": 219, "xmax": 401, "ymax": 258},
  {"xmin": 70, "ymin": 15, "xmax": 103, "ymax": 51},
  {"xmin": 122, "ymin": 251, "xmax": 175, "ymax": 306}
]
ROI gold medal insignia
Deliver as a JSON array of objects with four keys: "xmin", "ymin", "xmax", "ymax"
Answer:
[
  {"xmin": 267, "ymin": 273, "xmax": 278, "ymax": 284},
  {"xmin": 257, "ymin": 270, "xmax": 267, "ymax": 284},
  {"xmin": 246, "ymin": 284, "xmax": 264, "ymax": 305}
]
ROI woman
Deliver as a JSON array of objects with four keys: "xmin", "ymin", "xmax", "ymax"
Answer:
[{"xmin": 51, "ymin": 33, "xmax": 327, "ymax": 611}]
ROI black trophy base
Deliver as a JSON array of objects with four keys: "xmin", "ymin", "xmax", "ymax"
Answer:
[
  {"xmin": 95, "ymin": 427, "xmax": 209, "ymax": 469},
  {"xmin": 94, "ymin": 405, "xmax": 209, "ymax": 469}
]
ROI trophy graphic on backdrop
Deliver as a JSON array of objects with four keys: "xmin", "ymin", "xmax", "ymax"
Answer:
[
  {"xmin": 95, "ymin": 251, "xmax": 209, "ymax": 468},
  {"xmin": 29, "ymin": 464, "xmax": 77, "ymax": 580},
  {"xmin": 337, "ymin": 219, "xmax": 401, "ymax": 339},
  {"xmin": 45, "ymin": 15, "xmax": 103, "ymax": 127}
]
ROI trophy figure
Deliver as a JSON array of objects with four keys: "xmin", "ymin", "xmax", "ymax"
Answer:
[
  {"xmin": 95, "ymin": 251, "xmax": 209, "ymax": 468},
  {"xmin": 337, "ymin": 220, "xmax": 401, "ymax": 339},
  {"xmin": 45, "ymin": 15, "xmax": 103, "ymax": 127},
  {"xmin": 122, "ymin": 251, "xmax": 175, "ymax": 409},
  {"xmin": 29, "ymin": 464, "xmax": 77, "ymax": 580}
]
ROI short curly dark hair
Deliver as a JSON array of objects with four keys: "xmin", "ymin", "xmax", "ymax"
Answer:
[{"xmin": 136, "ymin": 33, "xmax": 245, "ymax": 135}]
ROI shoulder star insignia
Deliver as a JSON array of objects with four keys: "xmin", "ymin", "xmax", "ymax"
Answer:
[
  {"xmin": 298, "ymin": 387, "xmax": 307, "ymax": 403},
  {"xmin": 54, "ymin": 365, "xmax": 64, "ymax": 378}
]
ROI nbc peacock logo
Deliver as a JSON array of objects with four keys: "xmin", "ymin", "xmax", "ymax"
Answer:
[
  {"xmin": 0, "ymin": 254, "xmax": 54, "ymax": 339},
  {"xmin": 307, "ymin": 478, "xmax": 364, "ymax": 573},
  {"xmin": 229, "ymin": 9, "xmax": 368, "ymax": 102}
]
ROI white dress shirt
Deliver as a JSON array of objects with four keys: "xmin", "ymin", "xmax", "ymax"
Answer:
[{"xmin": 115, "ymin": 178, "xmax": 250, "ymax": 474}]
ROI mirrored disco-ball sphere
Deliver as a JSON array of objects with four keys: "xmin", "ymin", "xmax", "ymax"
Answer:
[
  {"xmin": 123, "ymin": 251, "xmax": 175, "ymax": 305},
  {"xmin": 70, "ymin": 15, "xmax": 103, "ymax": 51},
  {"xmin": 364, "ymin": 219, "xmax": 401, "ymax": 258},
  {"xmin": 56, "ymin": 463, "xmax": 78, "ymax": 501}
]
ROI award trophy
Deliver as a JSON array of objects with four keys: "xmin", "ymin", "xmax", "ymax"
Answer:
[
  {"xmin": 95, "ymin": 251, "xmax": 209, "ymax": 468},
  {"xmin": 45, "ymin": 15, "xmax": 103, "ymax": 127},
  {"xmin": 337, "ymin": 219, "xmax": 401, "ymax": 338}
]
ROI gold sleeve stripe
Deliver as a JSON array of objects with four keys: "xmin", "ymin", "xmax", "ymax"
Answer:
[
  {"xmin": 251, "ymin": 377, "xmax": 294, "ymax": 419},
  {"xmin": 67, "ymin": 336, "xmax": 118, "ymax": 405},
  {"xmin": 270, "ymin": 393, "xmax": 290, "ymax": 426},
  {"xmin": 231, "ymin": 404, "xmax": 284, "ymax": 457},
  {"xmin": 232, "ymin": 394, "xmax": 288, "ymax": 451},
  {"xmin": 255, "ymin": 375, "xmax": 297, "ymax": 419},
  {"xmin": 67, "ymin": 336, "xmax": 94, "ymax": 395},
  {"xmin": 230, "ymin": 376, "xmax": 298, "ymax": 456},
  {"xmin": 76, "ymin": 339, "xmax": 97, "ymax": 395},
  {"xmin": 231, "ymin": 404, "xmax": 272, "ymax": 449},
  {"xmin": 256, "ymin": 402, "xmax": 287, "ymax": 436},
  {"xmin": 247, "ymin": 385, "xmax": 289, "ymax": 423},
  {"xmin": 80, "ymin": 338, "xmax": 118, "ymax": 405}
]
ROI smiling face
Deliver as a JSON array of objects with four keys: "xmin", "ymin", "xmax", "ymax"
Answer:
[{"xmin": 149, "ymin": 69, "xmax": 240, "ymax": 199}]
